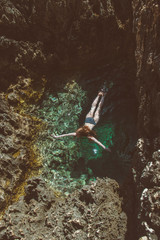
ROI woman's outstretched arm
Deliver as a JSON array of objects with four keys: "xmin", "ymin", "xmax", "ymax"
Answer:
[
  {"xmin": 88, "ymin": 136, "xmax": 111, "ymax": 152},
  {"xmin": 51, "ymin": 132, "xmax": 76, "ymax": 139}
]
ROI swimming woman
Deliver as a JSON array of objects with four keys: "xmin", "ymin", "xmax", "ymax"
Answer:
[{"xmin": 51, "ymin": 91, "xmax": 111, "ymax": 152}]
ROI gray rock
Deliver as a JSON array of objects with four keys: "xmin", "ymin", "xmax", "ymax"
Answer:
[{"xmin": 0, "ymin": 177, "xmax": 127, "ymax": 240}]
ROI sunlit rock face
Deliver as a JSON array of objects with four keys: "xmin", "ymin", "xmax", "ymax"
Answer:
[
  {"xmin": 0, "ymin": 78, "xmax": 43, "ymax": 215},
  {"xmin": 132, "ymin": 0, "xmax": 160, "ymax": 239},
  {"xmin": 0, "ymin": 177, "xmax": 127, "ymax": 240}
]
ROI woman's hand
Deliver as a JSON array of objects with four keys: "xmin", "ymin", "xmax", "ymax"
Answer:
[
  {"xmin": 51, "ymin": 134, "xmax": 58, "ymax": 139},
  {"xmin": 104, "ymin": 147, "xmax": 111, "ymax": 152},
  {"xmin": 51, "ymin": 132, "xmax": 76, "ymax": 139},
  {"xmin": 88, "ymin": 136, "xmax": 111, "ymax": 152}
]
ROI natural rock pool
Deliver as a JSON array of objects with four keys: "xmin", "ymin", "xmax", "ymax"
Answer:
[
  {"xmin": 1, "ymin": 1, "xmax": 160, "ymax": 239},
  {"xmin": 32, "ymin": 66, "xmax": 138, "ymax": 195}
]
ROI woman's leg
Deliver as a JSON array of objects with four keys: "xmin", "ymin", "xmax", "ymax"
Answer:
[
  {"xmin": 85, "ymin": 94, "xmax": 101, "ymax": 118},
  {"xmin": 93, "ymin": 93, "xmax": 106, "ymax": 124}
]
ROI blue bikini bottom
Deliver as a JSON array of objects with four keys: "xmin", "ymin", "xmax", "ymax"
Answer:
[{"xmin": 85, "ymin": 117, "xmax": 96, "ymax": 125}]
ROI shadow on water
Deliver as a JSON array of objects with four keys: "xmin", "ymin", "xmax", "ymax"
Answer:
[
  {"xmin": 74, "ymin": 112, "xmax": 137, "ymax": 184},
  {"xmin": 76, "ymin": 63, "xmax": 138, "ymax": 184}
]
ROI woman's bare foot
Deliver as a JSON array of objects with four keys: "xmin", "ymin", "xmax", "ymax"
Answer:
[
  {"xmin": 98, "ymin": 91, "xmax": 104, "ymax": 96},
  {"xmin": 98, "ymin": 91, "xmax": 106, "ymax": 97}
]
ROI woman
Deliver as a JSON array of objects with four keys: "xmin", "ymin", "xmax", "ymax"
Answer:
[{"xmin": 51, "ymin": 91, "xmax": 111, "ymax": 152}]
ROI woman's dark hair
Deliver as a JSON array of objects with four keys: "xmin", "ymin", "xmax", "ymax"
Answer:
[{"xmin": 76, "ymin": 126, "xmax": 96, "ymax": 138}]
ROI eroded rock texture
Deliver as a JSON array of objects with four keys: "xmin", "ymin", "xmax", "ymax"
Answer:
[
  {"xmin": 132, "ymin": 1, "xmax": 160, "ymax": 239},
  {"xmin": 0, "ymin": 1, "xmax": 133, "ymax": 239},
  {"xmin": 0, "ymin": 177, "xmax": 127, "ymax": 240},
  {"xmin": 0, "ymin": 0, "xmax": 160, "ymax": 240},
  {"xmin": 0, "ymin": 0, "xmax": 133, "ymax": 90},
  {"xmin": 0, "ymin": 84, "xmax": 42, "ymax": 214}
]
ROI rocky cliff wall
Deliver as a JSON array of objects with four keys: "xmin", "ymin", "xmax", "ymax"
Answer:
[
  {"xmin": 0, "ymin": 0, "xmax": 133, "ymax": 90},
  {"xmin": 0, "ymin": 0, "xmax": 159, "ymax": 240},
  {"xmin": 0, "ymin": 1, "xmax": 134, "ymax": 239},
  {"xmin": 132, "ymin": 1, "xmax": 160, "ymax": 239},
  {"xmin": 0, "ymin": 177, "xmax": 128, "ymax": 240}
]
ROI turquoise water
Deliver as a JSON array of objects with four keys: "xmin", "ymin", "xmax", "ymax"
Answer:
[
  {"xmin": 79, "ymin": 123, "xmax": 114, "ymax": 160},
  {"xmin": 32, "ymin": 76, "xmax": 137, "ymax": 194},
  {"xmin": 34, "ymin": 80, "xmax": 114, "ymax": 194}
]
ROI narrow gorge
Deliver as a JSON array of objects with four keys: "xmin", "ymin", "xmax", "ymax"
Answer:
[{"xmin": 0, "ymin": 1, "xmax": 159, "ymax": 240}]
